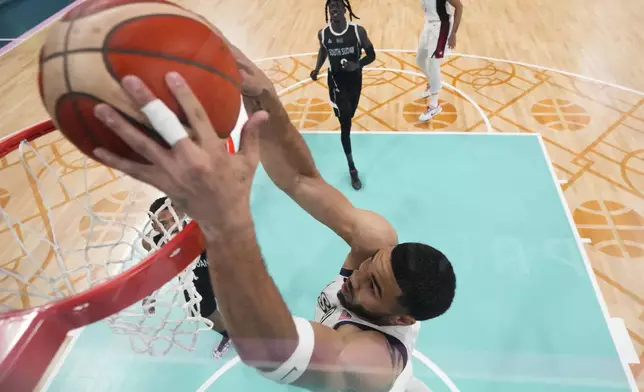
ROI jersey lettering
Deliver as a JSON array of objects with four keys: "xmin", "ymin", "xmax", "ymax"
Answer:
[
  {"xmin": 328, "ymin": 46, "xmax": 356, "ymax": 56},
  {"xmin": 323, "ymin": 24, "xmax": 361, "ymax": 73},
  {"xmin": 317, "ymin": 292, "xmax": 333, "ymax": 314},
  {"xmin": 195, "ymin": 258, "xmax": 208, "ymax": 268}
]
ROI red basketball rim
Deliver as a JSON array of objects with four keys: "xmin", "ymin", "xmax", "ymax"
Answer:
[{"xmin": 0, "ymin": 120, "xmax": 205, "ymax": 392}]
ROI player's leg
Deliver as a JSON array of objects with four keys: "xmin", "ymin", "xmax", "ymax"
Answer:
[
  {"xmin": 207, "ymin": 308, "xmax": 227, "ymax": 332},
  {"xmin": 419, "ymin": 57, "xmax": 443, "ymax": 121},
  {"xmin": 184, "ymin": 282, "xmax": 230, "ymax": 359},
  {"xmin": 251, "ymin": 69, "xmax": 369, "ymax": 240},
  {"xmin": 197, "ymin": 278, "xmax": 231, "ymax": 358},
  {"xmin": 329, "ymin": 73, "xmax": 362, "ymax": 190},
  {"xmin": 205, "ymin": 307, "xmax": 231, "ymax": 359},
  {"xmin": 416, "ymin": 23, "xmax": 432, "ymax": 98},
  {"xmin": 419, "ymin": 21, "xmax": 450, "ymax": 122},
  {"xmin": 343, "ymin": 71, "xmax": 363, "ymax": 190}
]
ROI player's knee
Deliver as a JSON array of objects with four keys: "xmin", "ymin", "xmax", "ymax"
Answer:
[{"xmin": 416, "ymin": 50, "xmax": 427, "ymax": 68}]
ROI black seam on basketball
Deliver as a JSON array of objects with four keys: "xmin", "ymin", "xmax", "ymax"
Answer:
[
  {"xmin": 106, "ymin": 48, "xmax": 240, "ymax": 88},
  {"xmin": 62, "ymin": 1, "xmax": 184, "ymax": 22},
  {"xmin": 53, "ymin": 92, "xmax": 171, "ymax": 152},
  {"xmin": 42, "ymin": 14, "xmax": 240, "ymax": 89},
  {"xmin": 55, "ymin": 93, "xmax": 101, "ymax": 148},
  {"xmin": 98, "ymin": 15, "xmax": 195, "ymax": 137},
  {"xmin": 62, "ymin": 4, "xmax": 75, "ymax": 92},
  {"xmin": 63, "ymin": 2, "xmax": 98, "ymax": 151},
  {"xmin": 42, "ymin": 46, "xmax": 240, "ymax": 90}
]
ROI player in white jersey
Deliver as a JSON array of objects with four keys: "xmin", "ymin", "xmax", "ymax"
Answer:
[
  {"xmin": 417, "ymin": 0, "xmax": 464, "ymax": 122},
  {"xmin": 92, "ymin": 39, "xmax": 456, "ymax": 391}
]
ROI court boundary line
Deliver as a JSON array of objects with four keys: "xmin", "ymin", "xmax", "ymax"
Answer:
[
  {"xmin": 0, "ymin": 0, "xmax": 87, "ymax": 57},
  {"xmin": 38, "ymin": 328, "xmax": 84, "ymax": 392},
  {"xmin": 299, "ymin": 130, "xmax": 534, "ymax": 136},
  {"xmin": 277, "ymin": 68, "xmax": 493, "ymax": 133},
  {"xmin": 535, "ymin": 134, "xmax": 639, "ymax": 391},
  {"xmin": 1, "ymin": 40, "xmax": 637, "ymax": 388},
  {"xmin": 36, "ymin": 192, "xmax": 165, "ymax": 391},
  {"xmin": 254, "ymin": 50, "xmax": 644, "ymax": 97},
  {"xmin": 33, "ymin": 135, "xmax": 633, "ymax": 391},
  {"xmin": 195, "ymin": 350, "xmax": 459, "ymax": 392}
]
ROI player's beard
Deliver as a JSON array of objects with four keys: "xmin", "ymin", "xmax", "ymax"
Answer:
[{"xmin": 336, "ymin": 291, "xmax": 389, "ymax": 325}]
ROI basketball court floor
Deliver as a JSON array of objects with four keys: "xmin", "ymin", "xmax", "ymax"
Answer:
[
  {"xmin": 39, "ymin": 133, "xmax": 634, "ymax": 391},
  {"xmin": 1, "ymin": 0, "xmax": 643, "ymax": 391}
]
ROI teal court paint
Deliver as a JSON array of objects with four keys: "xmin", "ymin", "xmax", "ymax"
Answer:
[{"xmin": 45, "ymin": 133, "xmax": 633, "ymax": 392}]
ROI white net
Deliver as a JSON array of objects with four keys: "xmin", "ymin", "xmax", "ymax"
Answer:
[{"xmin": 0, "ymin": 129, "xmax": 212, "ymax": 356}]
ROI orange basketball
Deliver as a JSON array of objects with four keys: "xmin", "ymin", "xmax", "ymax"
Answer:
[{"xmin": 38, "ymin": 0, "xmax": 241, "ymax": 163}]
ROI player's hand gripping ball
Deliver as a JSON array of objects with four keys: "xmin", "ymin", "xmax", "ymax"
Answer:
[{"xmin": 38, "ymin": 0, "xmax": 242, "ymax": 162}]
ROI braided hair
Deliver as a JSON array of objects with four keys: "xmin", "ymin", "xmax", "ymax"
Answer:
[{"xmin": 325, "ymin": 0, "xmax": 360, "ymax": 23}]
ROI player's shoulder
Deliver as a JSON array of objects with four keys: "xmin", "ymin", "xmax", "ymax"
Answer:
[
  {"xmin": 338, "ymin": 330, "xmax": 402, "ymax": 391},
  {"xmin": 354, "ymin": 24, "xmax": 371, "ymax": 41},
  {"xmin": 352, "ymin": 23, "xmax": 367, "ymax": 33}
]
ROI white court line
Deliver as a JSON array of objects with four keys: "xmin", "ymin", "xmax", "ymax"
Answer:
[
  {"xmin": 0, "ymin": 0, "xmax": 87, "ymax": 57},
  {"xmin": 412, "ymin": 350, "xmax": 460, "ymax": 392},
  {"xmin": 535, "ymin": 135, "xmax": 639, "ymax": 392},
  {"xmin": 300, "ymin": 130, "xmax": 535, "ymax": 136},
  {"xmin": 254, "ymin": 49, "xmax": 644, "ymax": 97},
  {"xmin": 38, "ymin": 328, "xmax": 85, "ymax": 392},
  {"xmin": 37, "ymin": 189, "xmax": 163, "ymax": 390},
  {"xmin": 277, "ymin": 68, "xmax": 493, "ymax": 133},
  {"xmin": 453, "ymin": 52, "xmax": 644, "ymax": 98},
  {"xmin": 253, "ymin": 52, "xmax": 317, "ymax": 62},
  {"xmin": 196, "ymin": 350, "xmax": 458, "ymax": 392},
  {"xmin": 195, "ymin": 356, "xmax": 242, "ymax": 392},
  {"xmin": 1, "ymin": 39, "xmax": 637, "ymax": 387}
]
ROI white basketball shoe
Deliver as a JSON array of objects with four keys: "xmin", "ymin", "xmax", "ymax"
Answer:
[
  {"xmin": 418, "ymin": 105, "xmax": 442, "ymax": 122},
  {"xmin": 212, "ymin": 336, "xmax": 231, "ymax": 359}
]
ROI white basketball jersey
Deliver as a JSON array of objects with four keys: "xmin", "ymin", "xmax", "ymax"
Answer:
[
  {"xmin": 315, "ymin": 274, "xmax": 421, "ymax": 392},
  {"xmin": 421, "ymin": 0, "xmax": 454, "ymax": 23}
]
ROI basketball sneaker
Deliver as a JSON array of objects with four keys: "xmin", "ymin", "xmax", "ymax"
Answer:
[
  {"xmin": 350, "ymin": 169, "xmax": 362, "ymax": 190},
  {"xmin": 418, "ymin": 105, "xmax": 442, "ymax": 122},
  {"xmin": 142, "ymin": 297, "xmax": 155, "ymax": 315},
  {"xmin": 212, "ymin": 336, "xmax": 231, "ymax": 359}
]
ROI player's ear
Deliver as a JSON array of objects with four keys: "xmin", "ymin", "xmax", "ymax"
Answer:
[{"xmin": 390, "ymin": 315, "xmax": 415, "ymax": 326}]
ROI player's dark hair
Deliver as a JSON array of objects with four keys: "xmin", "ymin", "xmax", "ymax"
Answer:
[
  {"xmin": 391, "ymin": 242, "xmax": 456, "ymax": 321},
  {"xmin": 325, "ymin": 0, "xmax": 360, "ymax": 23},
  {"xmin": 149, "ymin": 196, "xmax": 169, "ymax": 215}
]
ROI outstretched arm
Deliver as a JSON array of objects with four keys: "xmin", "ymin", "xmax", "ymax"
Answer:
[
  {"xmin": 94, "ymin": 71, "xmax": 402, "ymax": 392},
  {"xmin": 236, "ymin": 47, "xmax": 397, "ymax": 266}
]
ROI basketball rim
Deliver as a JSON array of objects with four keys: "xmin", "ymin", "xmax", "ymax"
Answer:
[{"xmin": 0, "ymin": 120, "xmax": 206, "ymax": 392}]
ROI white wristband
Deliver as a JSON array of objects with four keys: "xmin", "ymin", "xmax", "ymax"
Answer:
[
  {"xmin": 256, "ymin": 316, "xmax": 315, "ymax": 384},
  {"xmin": 141, "ymin": 99, "xmax": 189, "ymax": 147}
]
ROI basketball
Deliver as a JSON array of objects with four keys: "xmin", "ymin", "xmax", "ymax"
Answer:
[{"xmin": 38, "ymin": 0, "xmax": 241, "ymax": 163}]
